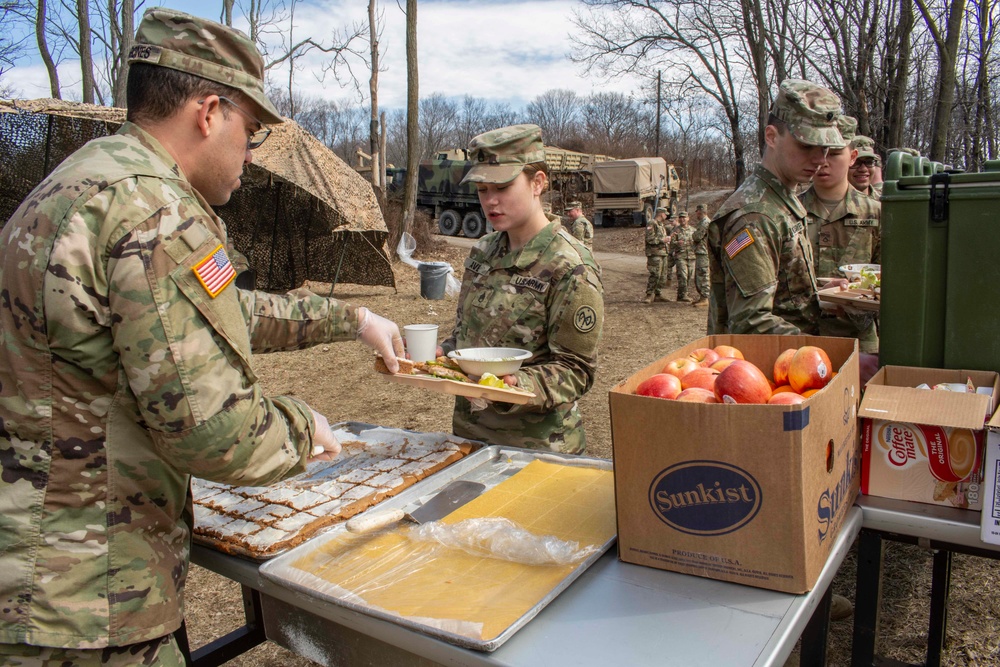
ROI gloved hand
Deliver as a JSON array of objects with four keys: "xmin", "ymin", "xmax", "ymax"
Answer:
[
  {"xmin": 356, "ymin": 307, "xmax": 405, "ymax": 373},
  {"xmin": 307, "ymin": 409, "xmax": 341, "ymax": 462},
  {"xmin": 468, "ymin": 397, "xmax": 490, "ymax": 412}
]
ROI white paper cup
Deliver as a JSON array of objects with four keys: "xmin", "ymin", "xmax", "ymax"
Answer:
[{"xmin": 403, "ymin": 324, "xmax": 439, "ymax": 362}]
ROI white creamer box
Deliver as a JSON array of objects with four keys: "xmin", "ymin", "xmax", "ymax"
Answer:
[
  {"xmin": 981, "ymin": 413, "xmax": 1000, "ymax": 545},
  {"xmin": 860, "ymin": 366, "xmax": 998, "ymax": 511}
]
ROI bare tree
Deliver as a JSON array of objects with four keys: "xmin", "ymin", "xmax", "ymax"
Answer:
[
  {"xmin": 367, "ymin": 0, "xmax": 385, "ymax": 210},
  {"xmin": 402, "ymin": 0, "xmax": 419, "ymax": 239},
  {"xmin": 35, "ymin": 0, "xmax": 61, "ymax": 98},
  {"xmin": 581, "ymin": 91, "xmax": 650, "ymax": 156},
  {"xmin": 418, "ymin": 93, "xmax": 459, "ymax": 159},
  {"xmin": 915, "ymin": 0, "xmax": 968, "ymax": 160},
  {"xmin": 0, "ymin": 0, "xmax": 31, "ymax": 93},
  {"xmin": 525, "ymin": 89, "xmax": 580, "ymax": 147}
]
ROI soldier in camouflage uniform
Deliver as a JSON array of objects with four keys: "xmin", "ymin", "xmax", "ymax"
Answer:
[
  {"xmin": 664, "ymin": 214, "xmax": 678, "ymax": 285},
  {"xmin": 440, "ymin": 124, "xmax": 604, "ymax": 454},
  {"xmin": 848, "ymin": 135, "xmax": 882, "ymax": 199},
  {"xmin": 690, "ymin": 204, "xmax": 711, "ymax": 306},
  {"xmin": 669, "ymin": 211, "xmax": 696, "ymax": 302},
  {"xmin": 644, "ymin": 207, "xmax": 672, "ymax": 303},
  {"xmin": 0, "ymin": 9, "xmax": 406, "ymax": 663},
  {"xmin": 801, "ymin": 115, "xmax": 881, "ymax": 352},
  {"xmin": 712, "ymin": 79, "xmax": 846, "ymax": 335},
  {"xmin": 564, "ymin": 201, "xmax": 594, "ymax": 250}
]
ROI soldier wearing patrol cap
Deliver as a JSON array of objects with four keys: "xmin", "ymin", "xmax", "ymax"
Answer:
[
  {"xmin": 710, "ymin": 79, "xmax": 846, "ymax": 336},
  {"xmin": 564, "ymin": 200, "xmax": 594, "ymax": 249},
  {"xmin": 800, "ymin": 115, "xmax": 881, "ymax": 353},
  {"xmin": 690, "ymin": 204, "xmax": 711, "ymax": 306},
  {"xmin": 848, "ymin": 135, "xmax": 882, "ymax": 198},
  {"xmin": 441, "ymin": 124, "xmax": 604, "ymax": 454},
  {"xmin": 644, "ymin": 206, "xmax": 672, "ymax": 303},
  {"xmin": 670, "ymin": 211, "xmax": 696, "ymax": 301},
  {"xmin": 0, "ymin": 8, "xmax": 405, "ymax": 661}
]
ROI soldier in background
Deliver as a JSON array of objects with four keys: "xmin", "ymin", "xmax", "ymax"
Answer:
[
  {"xmin": 441, "ymin": 124, "xmax": 604, "ymax": 454},
  {"xmin": 0, "ymin": 8, "xmax": 405, "ymax": 662},
  {"xmin": 670, "ymin": 211, "xmax": 696, "ymax": 302},
  {"xmin": 564, "ymin": 201, "xmax": 594, "ymax": 249},
  {"xmin": 800, "ymin": 115, "xmax": 881, "ymax": 353},
  {"xmin": 848, "ymin": 135, "xmax": 881, "ymax": 198},
  {"xmin": 713, "ymin": 79, "xmax": 846, "ymax": 335},
  {"xmin": 690, "ymin": 204, "xmax": 711, "ymax": 307},
  {"xmin": 664, "ymin": 213, "xmax": 678, "ymax": 285},
  {"xmin": 644, "ymin": 207, "xmax": 672, "ymax": 303}
]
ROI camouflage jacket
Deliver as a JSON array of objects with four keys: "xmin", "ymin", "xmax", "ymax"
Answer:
[
  {"xmin": 441, "ymin": 220, "xmax": 603, "ymax": 454},
  {"xmin": 715, "ymin": 164, "xmax": 820, "ymax": 335},
  {"xmin": 800, "ymin": 186, "xmax": 881, "ymax": 277},
  {"xmin": 0, "ymin": 122, "xmax": 359, "ymax": 649},
  {"xmin": 644, "ymin": 218, "xmax": 670, "ymax": 256},
  {"xmin": 691, "ymin": 215, "xmax": 710, "ymax": 255},
  {"xmin": 568, "ymin": 215, "xmax": 594, "ymax": 249},
  {"xmin": 669, "ymin": 225, "xmax": 695, "ymax": 260}
]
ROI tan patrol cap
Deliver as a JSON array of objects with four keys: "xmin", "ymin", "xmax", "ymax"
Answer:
[
  {"xmin": 565, "ymin": 201, "xmax": 583, "ymax": 211},
  {"xmin": 770, "ymin": 79, "xmax": 845, "ymax": 148},
  {"xmin": 461, "ymin": 124, "xmax": 546, "ymax": 185},
  {"xmin": 852, "ymin": 135, "xmax": 879, "ymax": 161},
  {"xmin": 678, "ymin": 210, "xmax": 688, "ymax": 218},
  {"xmin": 129, "ymin": 8, "xmax": 282, "ymax": 124},
  {"xmin": 695, "ymin": 204, "xmax": 706, "ymax": 211},
  {"xmin": 837, "ymin": 115, "xmax": 858, "ymax": 143}
]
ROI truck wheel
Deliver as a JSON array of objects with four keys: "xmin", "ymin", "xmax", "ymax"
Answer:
[
  {"xmin": 632, "ymin": 210, "xmax": 645, "ymax": 227},
  {"xmin": 438, "ymin": 210, "xmax": 461, "ymax": 236},
  {"xmin": 642, "ymin": 203, "xmax": 654, "ymax": 227},
  {"xmin": 462, "ymin": 211, "xmax": 487, "ymax": 238},
  {"xmin": 595, "ymin": 211, "xmax": 607, "ymax": 228},
  {"xmin": 668, "ymin": 199, "xmax": 677, "ymax": 217}
]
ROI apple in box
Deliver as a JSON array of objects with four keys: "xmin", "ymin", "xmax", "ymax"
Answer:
[
  {"xmin": 714, "ymin": 360, "xmax": 772, "ymax": 404},
  {"xmin": 636, "ymin": 374, "xmax": 682, "ymax": 400}
]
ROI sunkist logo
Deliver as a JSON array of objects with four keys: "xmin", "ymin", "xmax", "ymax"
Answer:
[{"xmin": 648, "ymin": 461, "xmax": 762, "ymax": 536}]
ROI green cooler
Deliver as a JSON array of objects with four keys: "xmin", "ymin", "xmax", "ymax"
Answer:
[{"xmin": 880, "ymin": 155, "xmax": 1000, "ymax": 372}]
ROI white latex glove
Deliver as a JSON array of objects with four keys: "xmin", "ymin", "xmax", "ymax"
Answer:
[
  {"xmin": 307, "ymin": 409, "xmax": 341, "ymax": 462},
  {"xmin": 469, "ymin": 397, "xmax": 489, "ymax": 412},
  {"xmin": 356, "ymin": 307, "xmax": 405, "ymax": 373}
]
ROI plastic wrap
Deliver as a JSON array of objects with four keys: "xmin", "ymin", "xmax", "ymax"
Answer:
[
  {"xmin": 409, "ymin": 517, "xmax": 598, "ymax": 566},
  {"xmin": 397, "ymin": 232, "xmax": 461, "ymax": 296}
]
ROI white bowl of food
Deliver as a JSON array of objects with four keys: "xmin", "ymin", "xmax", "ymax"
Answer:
[
  {"xmin": 839, "ymin": 263, "xmax": 881, "ymax": 282},
  {"xmin": 447, "ymin": 347, "xmax": 532, "ymax": 377}
]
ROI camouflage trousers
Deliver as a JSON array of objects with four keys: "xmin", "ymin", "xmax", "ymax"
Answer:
[
  {"xmin": 646, "ymin": 255, "xmax": 670, "ymax": 296},
  {"xmin": 0, "ymin": 636, "xmax": 184, "ymax": 667},
  {"xmin": 676, "ymin": 257, "xmax": 696, "ymax": 300},
  {"xmin": 694, "ymin": 254, "xmax": 710, "ymax": 299},
  {"xmin": 666, "ymin": 253, "xmax": 676, "ymax": 281},
  {"xmin": 819, "ymin": 312, "xmax": 880, "ymax": 354}
]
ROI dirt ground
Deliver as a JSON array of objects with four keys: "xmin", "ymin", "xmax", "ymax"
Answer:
[{"xmin": 183, "ymin": 204, "xmax": 1000, "ymax": 666}]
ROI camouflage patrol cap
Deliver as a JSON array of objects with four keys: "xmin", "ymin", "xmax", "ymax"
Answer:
[
  {"xmin": 655, "ymin": 207, "xmax": 669, "ymax": 215},
  {"xmin": 565, "ymin": 201, "xmax": 583, "ymax": 211},
  {"xmin": 461, "ymin": 124, "xmax": 546, "ymax": 185},
  {"xmin": 129, "ymin": 8, "xmax": 282, "ymax": 124},
  {"xmin": 852, "ymin": 135, "xmax": 879, "ymax": 161},
  {"xmin": 695, "ymin": 204, "xmax": 706, "ymax": 211},
  {"xmin": 678, "ymin": 210, "xmax": 688, "ymax": 218},
  {"xmin": 770, "ymin": 79, "xmax": 845, "ymax": 148},
  {"xmin": 837, "ymin": 115, "xmax": 858, "ymax": 143}
]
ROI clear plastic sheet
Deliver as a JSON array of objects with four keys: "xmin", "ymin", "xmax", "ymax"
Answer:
[{"xmin": 397, "ymin": 232, "xmax": 461, "ymax": 296}]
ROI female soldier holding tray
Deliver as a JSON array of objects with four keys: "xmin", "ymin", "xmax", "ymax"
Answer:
[{"xmin": 439, "ymin": 125, "xmax": 604, "ymax": 454}]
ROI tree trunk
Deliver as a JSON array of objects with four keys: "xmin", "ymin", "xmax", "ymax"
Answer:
[
  {"xmin": 110, "ymin": 0, "xmax": 134, "ymax": 107},
  {"xmin": 401, "ymin": 0, "xmax": 419, "ymax": 243},
  {"xmin": 35, "ymin": 0, "xmax": 61, "ymax": 99},
  {"xmin": 740, "ymin": 0, "xmax": 770, "ymax": 156},
  {"xmin": 78, "ymin": 0, "xmax": 95, "ymax": 103},
  {"xmin": 885, "ymin": 0, "xmax": 915, "ymax": 151},
  {"xmin": 222, "ymin": 0, "xmax": 234, "ymax": 26},
  {"xmin": 918, "ymin": 0, "xmax": 967, "ymax": 161},
  {"xmin": 368, "ymin": 0, "xmax": 385, "ymax": 211}
]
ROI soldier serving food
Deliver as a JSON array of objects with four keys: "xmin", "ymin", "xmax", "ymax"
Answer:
[
  {"xmin": 0, "ymin": 8, "xmax": 405, "ymax": 662},
  {"xmin": 439, "ymin": 124, "xmax": 605, "ymax": 454}
]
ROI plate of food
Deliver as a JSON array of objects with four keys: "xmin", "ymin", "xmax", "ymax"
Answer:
[{"xmin": 374, "ymin": 355, "xmax": 535, "ymax": 404}]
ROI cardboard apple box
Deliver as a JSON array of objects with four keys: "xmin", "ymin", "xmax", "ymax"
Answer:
[
  {"xmin": 859, "ymin": 366, "xmax": 998, "ymax": 512},
  {"xmin": 610, "ymin": 334, "xmax": 860, "ymax": 594},
  {"xmin": 981, "ymin": 410, "xmax": 1000, "ymax": 545}
]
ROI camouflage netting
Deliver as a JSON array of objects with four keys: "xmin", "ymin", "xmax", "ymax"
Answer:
[{"xmin": 0, "ymin": 98, "xmax": 395, "ymax": 291}]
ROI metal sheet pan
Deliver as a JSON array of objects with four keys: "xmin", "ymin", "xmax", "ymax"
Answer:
[{"xmin": 260, "ymin": 444, "xmax": 615, "ymax": 652}]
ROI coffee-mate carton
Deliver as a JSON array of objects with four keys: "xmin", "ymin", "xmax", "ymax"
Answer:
[{"xmin": 859, "ymin": 366, "xmax": 998, "ymax": 510}]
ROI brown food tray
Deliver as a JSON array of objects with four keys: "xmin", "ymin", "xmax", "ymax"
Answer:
[
  {"xmin": 380, "ymin": 369, "xmax": 536, "ymax": 404},
  {"xmin": 192, "ymin": 422, "xmax": 480, "ymax": 561},
  {"xmin": 817, "ymin": 285, "xmax": 881, "ymax": 313}
]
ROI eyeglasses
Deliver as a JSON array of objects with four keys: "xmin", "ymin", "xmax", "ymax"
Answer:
[
  {"xmin": 850, "ymin": 158, "xmax": 878, "ymax": 170},
  {"xmin": 199, "ymin": 96, "xmax": 271, "ymax": 149}
]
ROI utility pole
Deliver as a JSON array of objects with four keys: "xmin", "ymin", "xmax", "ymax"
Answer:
[{"xmin": 655, "ymin": 70, "xmax": 662, "ymax": 157}]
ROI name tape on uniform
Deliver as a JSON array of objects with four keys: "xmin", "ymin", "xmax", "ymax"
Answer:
[{"xmin": 510, "ymin": 275, "xmax": 549, "ymax": 294}]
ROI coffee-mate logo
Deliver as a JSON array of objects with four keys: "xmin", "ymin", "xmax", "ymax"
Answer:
[
  {"xmin": 648, "ymin": 461, "xmax": 762, "ymax": 536},
  {"xmin": 876, "ymin": 422, "xmax": 926, "ymax": 468}
]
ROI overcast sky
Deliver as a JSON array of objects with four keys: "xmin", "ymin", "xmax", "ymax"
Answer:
[{"xmin": 4, "ymin": 0, "xmax": 647, "ymax": 111}]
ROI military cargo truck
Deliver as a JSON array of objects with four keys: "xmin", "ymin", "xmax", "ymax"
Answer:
[
  {"xmin": 416, "ymin": 155, "xmax": 492, "ymax": 238},
  {"xmin": 592, "ymin": 157, "xmax": 682, "ymax": 227}
]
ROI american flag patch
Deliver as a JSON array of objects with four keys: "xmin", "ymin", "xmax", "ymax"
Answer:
[
  {"xmin": 725, "ymin": 228, "xmax": 755, "ymax": 259},
  {"xmin": 193, "ymin": 244, "xmax": 236, "ymax": 298}
]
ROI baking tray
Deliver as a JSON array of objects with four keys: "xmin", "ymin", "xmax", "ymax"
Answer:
[
  {"xmin": 817, "ymin": 285, "xmax": 881, "ymax": 313},
  {"xmin": 191, "ymin": 422, "xmax": 480, "ymax": 561},
  {"xmin": 380, "ymin": 370, "xmax": 536, "ymax": 404},
  {"xmin": 259, "ymin": 446, "xmax": 615, "ymax": 652}
]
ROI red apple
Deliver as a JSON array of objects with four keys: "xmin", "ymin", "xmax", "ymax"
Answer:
[
  {"xmin": 788, "ymin": 346, "xmax": 834, "ymax": 394},
  {"xmin": 772, "ymin": 348, "xmax": 797, "ymax": 386},
  {"xmin": 688, "ymin": 347, "xmax": 721, "ymax": 367},
  {"xmin": 768, "ymin": 392, "xmax": 806, "ymax": 405},
  {"xmin": 663, "ymin": 357, "xmax": 699, "ymax": 379},
  {"xmin": 714, "ymin": 360, "xmax": 772, "ymax": 404},
  {"xmin": 713, "ymin": 345, "xmax": 745, "ymax": 360},
  {"xmin": 636, "ymin": 374, "xmax": 683, "ymax": 400},
  {"xmin": 710, "ymin": 357, "xmax": 740, "ymax": 372},
  {"xmin": 675, "ymin": 388, "xmax": 719, "ymax": 403},
  {"xmin": 681, "ymin": 367, "xmax": 721, "ymax": 391}
]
